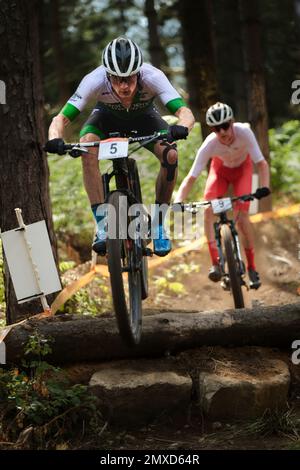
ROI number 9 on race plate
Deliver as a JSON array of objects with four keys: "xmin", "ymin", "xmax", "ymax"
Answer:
[
  {"xmin": 98, "ymin": 138, "xmax": 129, "ymax": 160},
  {"xmin": 211, "ymin": 197, "xmax": 232, "ymax": 214}
]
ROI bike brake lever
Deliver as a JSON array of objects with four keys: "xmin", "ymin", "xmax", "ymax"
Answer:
[
  {"xmin": 187, "ymin": 208, "xmax": 198, "ymax": 214},
  {"xmin": 171, "ymin": 203, "xmax": 185, "ymax": 213},
  {"xmin": 184, "ymin": 205, "xmax": 198, "ymax": 214},
  {"xmin": 69, "ymin": 147, "xmax": 89, "ymax": 158}
]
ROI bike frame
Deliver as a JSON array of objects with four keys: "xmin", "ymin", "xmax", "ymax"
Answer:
[
  {"xmin": 214, "ymin": 212, "xmax": 246, "ymax": 282},
  {"xmin": 179, "ymin": 193, "xmax": 257, "ymax": 291},
  {"xmin": 102, "ymin": 158, "xmax": 138, "ymax": 204},
  {"xmin": 54, "ymin": 131, "xmax": 177, "ymax": 345},
  {"xmin": 102, "ymin": 157, "xmax": 143, "ymax": 276}
]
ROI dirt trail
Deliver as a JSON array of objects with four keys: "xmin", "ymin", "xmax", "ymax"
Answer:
[
  {"xmin": 1, "ymin": 213, "xmax": 299, "ymax": 451},
  {"xmin": 84, "ymin": 214, "xmax": 300, "ymax": 451},
  {"xmin": 143, "ymin": 214, "xmax": 300, "ymax": 312}
]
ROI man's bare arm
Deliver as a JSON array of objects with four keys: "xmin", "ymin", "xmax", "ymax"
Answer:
[
  {"xmin": 48, "ymin": 114, "xmax": 71, "ymax": 139},
  {"xmin": 257, "ymin": 159, "xmax": 270, "ymax": 188},
  {"xmin": 175, "ymin": 106, "xmax": 195, "ymax": 133},
  {"xmin": 174, "ymin": 175, "xmax": 197, "ymax": 203}
]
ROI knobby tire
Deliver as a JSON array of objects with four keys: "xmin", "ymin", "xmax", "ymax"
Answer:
[{"xmin": 221, "ymin": 224, "xmax": 245, "ymax": 309}]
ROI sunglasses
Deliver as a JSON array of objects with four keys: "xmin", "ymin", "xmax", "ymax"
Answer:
[
  {"xmin": 109, "ymin": 74, "xmax": 137, "ymax": 85},
  {"xmin": 213, "ymin": 122, "xmax": 231, "ymax": 132}
]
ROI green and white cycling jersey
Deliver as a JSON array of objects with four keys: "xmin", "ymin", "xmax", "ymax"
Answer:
[{"xmin": 61, "ymin": 63, "xmax": 186, "ymax": 121}]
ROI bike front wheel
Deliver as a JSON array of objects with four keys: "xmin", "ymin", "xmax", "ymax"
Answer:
[
  {"xmin": 221, "ymin": 224, "xmax": 245, "ymax": 309},
  {"xmin": 107, "ymin": 190, "xmax": 142, "ymax": 345},
  {"xmin": 127, "ymin": 158, "xmax": 148, "ymax": 300}
]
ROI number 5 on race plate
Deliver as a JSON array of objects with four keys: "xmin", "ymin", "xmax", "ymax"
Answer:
[{"xmin": 98, "ymin": 138, "xmax": 129, "ymax": 160}]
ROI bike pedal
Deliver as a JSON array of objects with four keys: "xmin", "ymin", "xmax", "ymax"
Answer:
[
  {"xmin": 143, "ymin": 247, "xmax": 153, "ymax": 257},
  {"xmin": 249, "ymin": 282, "xmax": 261, "ymax": 290},
  {"xmin": 221, "ymin": 278, "xmax": 231, "ymax": 291}
]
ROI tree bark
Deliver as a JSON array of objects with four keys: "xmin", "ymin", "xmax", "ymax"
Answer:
[
  {"xmin": 144, "ymin": 0, "xmax": 168, "ymax": 70},
  {"xmin": 231, "ymin": 2, "xmax": 248, "ymax": 121},
  {"xmin": 4, "ymin": 302, "xmax": 300, "ymax": 364},
  {"xmin": 178, "ymin": 0, "xmax": 219, "ymax": 138},
  {"xmin": 0, "ymin": 0, "xmax": 58, "ymax": 324},
  {"xmin": 214, "ymin": 0, "xmax": 248, "ymax": 121},
  {"xmin": 239, "ymin": 0, "xmax": 271, "ymax": 211}
]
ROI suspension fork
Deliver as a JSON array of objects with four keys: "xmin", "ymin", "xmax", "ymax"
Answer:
[
  {"xmin": 102, "ymin": 158, "xmax": 131, "ymax": 198},
  {"xmin": 115, "ymin": 158, "xmax": 130, "ymax": 190},
  {"xmin": 228, "ymin": 220, "xmax": 245, "ymax": 274},
  {"xmin": 214, "ymin": 221, "xmax": 225, "ymax": 273},
  {"xmin": 102, "ymin": 172, "xmax": 110, "ymax": 200}
]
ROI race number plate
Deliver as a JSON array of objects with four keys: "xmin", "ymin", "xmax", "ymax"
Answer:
[
  {"xmin": 211, "ymin": 197, "xmax": 232, "ymax": 214},
  {"xmin": 98, "ymin": 138, "xmax": 129, "ymax": 160}
]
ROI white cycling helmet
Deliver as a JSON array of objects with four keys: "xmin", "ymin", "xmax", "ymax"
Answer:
[
  {"xmin": 206, "ymin": 102, "xmax": 234, "ymax": 126},
  {"xmin": 102, "ymin": 37, "xmax": 143, "ymax": 77}
]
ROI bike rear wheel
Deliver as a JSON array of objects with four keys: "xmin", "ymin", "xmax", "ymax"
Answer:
[
  {"xmin": 107, "ymin": 190, "xmax": 142, "ymax": 345},
  {"xmin": 221, "ymin": 224, "xmax": 245, "ymax": 309}
]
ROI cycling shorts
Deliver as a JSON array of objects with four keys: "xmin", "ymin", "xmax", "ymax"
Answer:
[
  {"xmin": 79, "ymin": 104, "xmax": 169, "ymax": 153},
  {"xmin": 204, "ymin": 155, "xmax": 253, "ymax": 212}
]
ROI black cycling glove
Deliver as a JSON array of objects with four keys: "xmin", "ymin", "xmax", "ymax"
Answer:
[
  {"xmin": 167, "ymin": 125, "xmax": 189, "ymax": 142},
  {"xmin": 44, "ymin": 138, "xmax": 66, "ymax": 155},
  {"xmin": 254, "ymin": 187, "xmax": 271, "ymax": 200}
]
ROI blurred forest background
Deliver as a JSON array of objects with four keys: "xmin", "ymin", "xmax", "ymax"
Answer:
[
  {"xmin": 1, "ymin": 0, "xmax": 300, "ymax": 321},
  {"xmin": 42, "ymin": 0, "xmax": 300, "ymax": 252}
]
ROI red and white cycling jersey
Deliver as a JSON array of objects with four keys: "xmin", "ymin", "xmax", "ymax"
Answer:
[{"xmin": 189, "ymin": 123, "xmax": 265, "ymax": 178}]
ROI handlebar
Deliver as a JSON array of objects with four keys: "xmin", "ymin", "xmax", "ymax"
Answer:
[
  {"xmin": 172, "ymin": 191, "xmax": 267, "ymax": 213},
  {"xmin": 60, "ymin": 131, "xmax": 168, "ymax": 158}
]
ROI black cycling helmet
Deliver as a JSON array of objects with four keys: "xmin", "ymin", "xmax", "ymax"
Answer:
[{"xmin": 102, "ymin": 37, "xmax": 143, "ymax": 77}]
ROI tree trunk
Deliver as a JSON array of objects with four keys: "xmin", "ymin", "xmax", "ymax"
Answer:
[
  {"xmin": 231, "ymin": 2, "xmax": 248, "ymax": 122},
  {"xmin": 0, "ymin": 0, "xmax": 58, "ymax": 324},
  {"xmin": 115, "ymin": 0, "xmax": 128, "ymax": 34},
  {"xmin": 4, "ymin": 302, "xmax": 300, "ymax": 364},
  {"xmin": 178, "ymin": 0, "xmax": 219, "ymax": 138},
  {"xmin": 51, "ymin": 0, "xmax": 69, "ymax": 104},
  {"xmin": 144, "ymin": 0, "xmax": 168, "ymax": 70},
  {"xmin": 214, "ymin": 0, "xmax": 248, "ymax": 120},
  {"xmin": 239, "ymin": 0, "xmax": 271, "ymax": 211}
]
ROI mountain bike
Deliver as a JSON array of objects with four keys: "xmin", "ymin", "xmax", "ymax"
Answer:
[
  {"xmin": 177, "ymin": 192, "xmax": 263, "ymax": 309},
  {"xmin": 60, "ymin": 131, "xmax": 166, "ymax": 346}
]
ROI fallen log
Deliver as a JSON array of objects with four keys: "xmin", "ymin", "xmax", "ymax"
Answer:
[{"xmin": 3, "ymin": 302, "xmax": 300, "ymax": 364}]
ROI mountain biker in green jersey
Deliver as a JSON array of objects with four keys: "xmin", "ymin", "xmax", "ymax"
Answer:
[{"xmin": 45, "ymin": 37, "xmax": 195, "ymax": 256}]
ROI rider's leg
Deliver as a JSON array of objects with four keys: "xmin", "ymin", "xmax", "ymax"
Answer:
[
  {"xmin": 234, "ymin": 211, "xmax": 256, "ymax": 269},
  {"xmin": 80, "ymin": 133, "xmax": 104, "ymax": 204},
  {"xmin": 203, "ymin": 158, "xmax": 228, "ymax": 280},
  {"xmin": 80, "ymin": 132, "xmax": 107, "ymax": 253},
  {"xmin": 235, "ymin": 211, "xmax": 261, "ymax": 288},
  {"xmin": 154, "ymin": 140, "xmax": 178, "ymax": 204},
  {"xmin": 204, "ymin": 206, "xmax": 218, "ymax": 264},
  {"xmin": 204, "ymin": 206, "xmax": 222, "ymax": 282},
  {"xmin": 151, "ymin": 140, "xmax": 178, "ymax": 256},
  {"xmin": 233, "ymin": 156, "xmax": 261, "ymax": 288}
]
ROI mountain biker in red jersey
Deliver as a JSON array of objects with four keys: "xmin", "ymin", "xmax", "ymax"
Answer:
[
  {"xmin": 175, "ymin": 102, "xmax": 270, "ymax": 289},
  {"xmin": 45, "ymin": 37, "xmax": 195, "ymax": 257}
]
